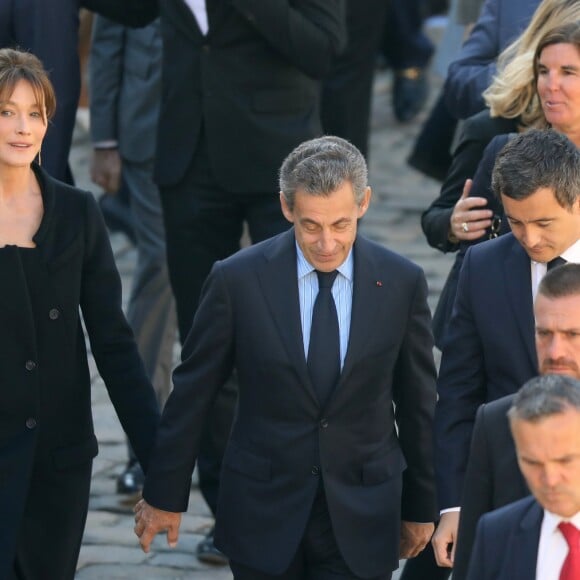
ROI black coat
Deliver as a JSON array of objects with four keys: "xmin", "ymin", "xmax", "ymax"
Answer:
[{"xmin": 0, "ymin": 165, "xmax": 160, "ymax": 577}]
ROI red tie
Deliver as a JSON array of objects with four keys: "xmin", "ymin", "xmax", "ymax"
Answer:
[{"xmin": 559, "ymin": 522, "xmax": 580, "ymax": 580}]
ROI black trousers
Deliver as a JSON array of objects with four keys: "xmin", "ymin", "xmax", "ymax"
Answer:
[
  {"xmin": 321, "ymin": 0, "xmax": 390, "ymax": 160},
  {"xmin": 10, "ymin": 459, "xmax": 92, "ymax": 580},
  {"xmin": 160, "ymin": 134, "xmax": 289, "ymax": 514},
  {"xmin": 230, "ymin": 489, "xmax": 392, "ymax": 580}
]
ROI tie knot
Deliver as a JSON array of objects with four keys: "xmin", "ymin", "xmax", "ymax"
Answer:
[
  {"xmin": 316, "ymin": 270, "xmax": 338, "ymax": 289},
  {"xmin": 548, "ymin": 256, "xmax": 567, "ymax": 271},
  {"xmin": 559, "ymin": 522, "xmax": 580, "ymax": 547}
]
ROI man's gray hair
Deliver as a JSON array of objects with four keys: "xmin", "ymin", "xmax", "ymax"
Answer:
[
  {"xmin": 492, "ymin": 129, "xmax": 580, "ymax": 209},
  {"xmin": 279, "ymin": 136, "xmax": 368, "ymax": 211},
  {"xmin": 508, "ymin": 375, "xmax": 580, "ymax": 423}
]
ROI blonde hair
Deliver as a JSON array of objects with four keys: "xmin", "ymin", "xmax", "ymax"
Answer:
[
  {"xmin": 483, "ymin": 0, "xmax": 580, "ymax": 128},
  {"xmin": 0, "ymin": 48, "xmax": 56, "ymax": 124}
]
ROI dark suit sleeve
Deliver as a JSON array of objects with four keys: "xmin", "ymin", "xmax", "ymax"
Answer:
[
  {"xmin": 231, "ymin": 0, "xmax": 347, "ymax": 78},
  {"xmin": 434, "ymin": 247, "xmax": 487, "ymax": 510},
  {"xmin": 444, "ymin": 0, "xmax": 500, "ymax": 119},
  {"xmin": 393, "ymin": 268, "xmax": 438, "ymax": 522},
  {"xmin": 89, "ymin": 16, "xmax": 125, "ymax": 143},
  {"xmin": 142, "ymin": 263, "xmax": 235, "ymax": 513},
  {"xmin": 421, "ymin": 114, "xmax": 497, "ymax": 253},
  {"xmin": 81, "ymin": 0, "xmax": 158, "ymax": 27},
  {"xmin": 453, "ymin": 403, "xmax": 494, "ymax": 580},
  {"xmin": 80, "ymin": 194, "xmax": 160, "ymax": 472}
]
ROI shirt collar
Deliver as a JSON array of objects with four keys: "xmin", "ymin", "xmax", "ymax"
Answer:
[
  {"xmin": 543, "ymin": 508, "xmax": 580, "ymax": 536},
  {"xmin": 531, "ymin": 238, "xmax": 580, "ymax": 266},
  {"xmin": 296, "ymin": 242, "xmax": 354, "ymax": 282}
]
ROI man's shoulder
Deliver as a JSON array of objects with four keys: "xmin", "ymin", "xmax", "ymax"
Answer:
[
  {"xmin": 482, "ymin": 394, "xmax": 516, "ymax": 419},
  {"xmin": 481, "ymin": 495, "xmax": 538, "ymax": 530},
  {"xmin": 467, "ymin": 232, "xmax": 521, "ymax": 263},
  {"xmin": 356, "ymin": 234, "xmax": 422, "ymax": 273}
]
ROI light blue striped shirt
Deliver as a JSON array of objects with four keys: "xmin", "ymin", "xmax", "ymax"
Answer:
[{"xmin": 296, "ymin": 244, "xmax": 353, "ymax": 368}]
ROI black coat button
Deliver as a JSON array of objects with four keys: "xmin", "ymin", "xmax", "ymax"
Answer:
[
  {"xmin": 311, "ymin": 466, "xmax": 320, "ymax": 476},
  {"xmin": 25, "ymin": 418, "xmax": 36, "ymax": 429},
  {"xmin": 202, "ymin": 44, "xmax": 210, "ymax": 52},
  {"xmin": 320, "ymin": 419, "xmax": 329, "ymax": 429},
  {"xmin": 25, "ymin": 360, "xmax": 36, "ymax": 371},
  {"xmin": 49, "ymin": 308, "xmax": 60, "ymax": 320}
]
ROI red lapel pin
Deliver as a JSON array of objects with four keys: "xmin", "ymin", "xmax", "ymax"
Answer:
[{"xmin": 376, "ymin": 281, "xmax": 383, "ymax": 287}]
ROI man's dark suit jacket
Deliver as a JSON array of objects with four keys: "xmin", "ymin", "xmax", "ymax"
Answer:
[
  {"xmin": 82, "ymin": 0, "xmax": 345, "ymax": 193},
  {"xmin": 452, "ymin": 395, "xmax": 529, "ymax": 579},
  {"xmin": 435, "ymin": 233, "xmax": 538, "ymax": 510},
  {"xmin": 467, "ymin": 496, "xmax": 541, "ymax": 579},
  {"xmin": 0, "ymin": 165, "xmax": 160, "ymax": 578},
  {"xmin": 142, "ymin": 229, "xmax": 438, "ymax": 577}
]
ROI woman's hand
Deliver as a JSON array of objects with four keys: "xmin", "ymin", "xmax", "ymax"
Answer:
[{"xmin": 449, "ymin": 179, "xmax": 493, "ymax": 242}]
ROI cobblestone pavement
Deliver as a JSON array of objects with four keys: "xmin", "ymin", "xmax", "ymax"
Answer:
[{"xmin": 70, "ymin": 70, "xmax": 454, "ymax": 579}]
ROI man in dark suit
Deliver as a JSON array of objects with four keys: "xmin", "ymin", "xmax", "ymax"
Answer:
[
  {"xmin": 452, "ymin": 263, "xmax": 580, "ymax": 578},
  {"xmin": 467, "ymin": 374, "xmax": 580, "ymax": 579},
  {"xmin": 89, "ymin": 15, "xmax": 177, "ymax": 495},
  {"xmin": 133, "ymin": 136, "xmax": 438, "ymax": 579},
  {"xmin": 432, "ymin": 129, "xmax": 580, "ymax": 566},
  {"xmin": 83, "ymin": 0, "xmax": 346, "ymax": 560}
]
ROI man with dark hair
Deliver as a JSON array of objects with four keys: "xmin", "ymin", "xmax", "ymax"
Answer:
[
  {"xmin": 467, "ymin": 374, "xmax": 580, "ymax": 579},
  {"xmin": 452, "ymin": 263, "xmax": 580, "ymax": 578},
  {"xmin": 433, "ymin": 129, "xmax": 580, "ymax": 567},
  {"xmin": 133, "ymin": 136, "xmax": 438, "ymax": 579}
]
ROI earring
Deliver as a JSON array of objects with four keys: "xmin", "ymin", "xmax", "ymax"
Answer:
[{"xmin": 37, "ymin": 148, "xmax": 42, "ymax": 166}]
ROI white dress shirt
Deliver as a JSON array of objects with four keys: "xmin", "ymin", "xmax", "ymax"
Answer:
[
  {"xmin": 296, "ymin": 244, "xmax": 353, "ymax": 369},
  {"xmin": 536, "ymin": 509, "xmax": 580, "ymax": 579},
  {"xmin": 530, "ymin": 238, "xmax": 580, "ymax": 299},
  {"xmin": 183, "ymin": 0, "xmax": 209, "ymax": 35}
]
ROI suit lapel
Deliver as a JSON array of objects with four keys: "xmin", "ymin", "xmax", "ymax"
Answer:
[
  {"xmin": 257, "ymin": 230, "xmax": 319, "ymax": 406},
  {"xmin": 503, "ymin": 236, "xmax": 538, "ymax": 372},
  {"xmin": 510, "ymin": 499, "xmax": 543, "ymax": 579},
  {"xmin": 337, "ymin": 237, "xmax": 380, "ymax": 386}
]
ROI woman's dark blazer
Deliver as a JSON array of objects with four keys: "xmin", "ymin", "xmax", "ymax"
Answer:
[
  {"xmin": 432, "ymin": 133, "xmax": 513, "ymax": 348},
  {"xmin": 0, "ymin": 165, "xmax": 160, "ymax": 575},
  {"xmin": 421, "ymin": 110, "xmax": 517, "ymax": 253}
]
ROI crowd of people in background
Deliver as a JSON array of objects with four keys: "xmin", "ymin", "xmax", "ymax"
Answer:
[{"xmin": 1, "ymin": 0, "xmax": 580, "ymax": 578}]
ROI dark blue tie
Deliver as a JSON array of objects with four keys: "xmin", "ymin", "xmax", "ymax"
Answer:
[
  {"xmin": 547, "ymin": 256, "xmax": 567, "ymax": 270},
  {"xmin": 307, "ymin": 270, "xmax": 340, "ymax": 406}
]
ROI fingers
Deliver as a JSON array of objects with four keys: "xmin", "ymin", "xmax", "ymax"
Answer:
[
  {"xmin": 167, "ymin": 522, "xmax": 180, "ymax": 549},
  {"xmin": 459, "ymin": 178, "xmax": 473, "ymax": 199},
  {"xmin": 431, "ymin": 512, "xmax": 459, "ymax": 568}
]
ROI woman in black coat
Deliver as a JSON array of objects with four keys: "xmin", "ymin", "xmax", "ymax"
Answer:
[{"xmin": 0, "ymin": 48, "xmax": 160, "ymax": 579}]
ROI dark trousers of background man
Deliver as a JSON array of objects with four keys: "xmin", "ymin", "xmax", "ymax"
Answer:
[{"xmin": 160, "ymin": 130, "xmax": 289, "ymax": 514}]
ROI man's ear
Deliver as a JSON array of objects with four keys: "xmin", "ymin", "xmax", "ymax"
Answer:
[
  {"xmin": 280, "ymin": 192, "xmax": 294, "ymax": 223},
  {"xmin": 357, "ymin": 187, "xmax": 372, "ymax": 219}
]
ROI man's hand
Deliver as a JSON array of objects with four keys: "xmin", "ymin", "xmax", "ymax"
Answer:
[
  {"xmin": 134, "ymin": 498, "xmax": 182, "ymax": 553},
  {"xmin": 90, "ymin": 148, "xmax": 122, "ymax": 193},
  {"xmin": 399, "ymin": 521, "xmax": 435, "ymax": 559},
  {"xmin": 431, "ymin": 511, "xmax": 460, "ymax": 567}
]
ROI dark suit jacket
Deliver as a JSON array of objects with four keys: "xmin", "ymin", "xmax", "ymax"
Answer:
[
  {"xmin": 0, "ymin": 165, "xmax": 160, "ymax": 577},
  {"xmin": 453, "ymin": 395, "xmax": 529, "ymax": 579},
  {"xmin": 89, "ymin": 16, "xmax": 162, "ymax": 163},
  {"xmin": 83, "ymin": 0, "xmax": 345, "ymax": 193},
  {"xmin": 444, "ymin": 0, "xmax": 539, "ymax": 118},
  {"xmin": 466, "ymin": 496, "xmax": 541, "ymax": 580},
  {"xmin": 434, "ymin": 233, "xmax": 538, "ymax": 510},
  {"xmin": 143, "ymin": 229, "xmax": 437, "ymax": 577}
]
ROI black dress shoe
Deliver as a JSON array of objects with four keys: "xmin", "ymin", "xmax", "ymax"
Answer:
[
  {"xmin": 196, "ymin": 526, "xmax": 228, "ymax": 565},
  {"xmin": 116, "ymin": 461, "xmax": 145, "ymax": 495},
  {"xmin": 393, "ymin": 67, "xmax": 429, "ymax": 123}
]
